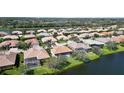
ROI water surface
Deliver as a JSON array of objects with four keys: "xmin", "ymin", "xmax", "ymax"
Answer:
[{"xmin": 60, "ymin": 52, "xmax": 124, "ymax": 75}]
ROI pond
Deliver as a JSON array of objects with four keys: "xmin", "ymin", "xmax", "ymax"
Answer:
[{"xmin": 60, "ymin": 52, "xmax": 124, "ymax": 75}]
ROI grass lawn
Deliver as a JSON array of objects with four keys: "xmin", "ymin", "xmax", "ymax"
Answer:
[
  {"xmin": 57, "ymin": 40, "xmax": 67, "ymax": 43},
  {"xmin": 2, "ymin": 45, "xmax": 124, "ymax": 75},
  {"xmin": 33, "ymin": 67, "xmax": 58, "ymax": 75},
  {"xmin": 102, "ymin": 45, "xmax": 124, "ymax": 55},
  {"xmin": 87, "ymin": 52, "xmax": 100, "ymax": 60},
  {"xmin": 30, "ymin": 56, "xmax": 83, "ymax": 75}
]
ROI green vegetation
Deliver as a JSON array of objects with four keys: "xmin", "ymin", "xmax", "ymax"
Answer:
[
  {"xmin": 72, "ymin": 50, "xmax": 89, "ymax": 62},
  {"xmin": 57, "ymin": 39, "xmax": 67, "ymax": 43},
  {"xmin": 0, "ymin": 38, "xmax": 4, "ymax": 43},
  {"xmin": 18, "ymin": 41, "xmax": 30, "ymax": 50}
]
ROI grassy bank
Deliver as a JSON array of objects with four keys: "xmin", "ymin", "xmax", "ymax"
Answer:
[{"xmin": 2, "ymin": 45, "xmax": 124, "ymax": 75}]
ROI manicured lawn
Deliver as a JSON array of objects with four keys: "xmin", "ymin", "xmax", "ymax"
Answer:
[
  {"xmin": 102, "ymin": 45, "xmax": 124, "ymax": 55},
  {"xmin": 33, "ymin": 67, "xmax": 58, "ymax": 75},
  {"xmin": 2, "ymin": 69, "xmax": 21, "ymax": 75},
  {"xmin": 87, "ymin": 52, "xmax": 100, "ymax": 60},
  {"xmin": 57, "ymin": 40, "xmax": 67, "ymax": 43}
]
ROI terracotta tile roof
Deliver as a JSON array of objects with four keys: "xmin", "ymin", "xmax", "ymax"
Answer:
[
  {"xmin": 51, "ymin": 45, "xmax": 72, "ymax": 55},
  {"xmin": 0, "ymin": 40, "xmax": 19, "ymax": 47},
  {"xmin": 68, "ymin": 43, "xmax": 91, "ymax": 50},
  {"xmin": 99, "ymin": 31, "xmax": 113, "ymax": 35},
  {"xmin": 0, "ymin": 32, "xmax": 8, "ymax": 37},
  {"xmin": 3, "ymin": 35, "xmax": 18, "ymax": 40},
  {"xmin": 111, "ymin": 36, "xmax": 124, "ymax": 43},
  {"xmin": 25, "ymin": 38, "xmax": 39, "ymax": 46},
  {"xmin": 42, "ymin": 36, "xmax": 57, "ymax": 43},
  {"xmin": 0, "ymin": 52, "xmax": 17, "ymax": 68},
  {"xmin": 95, "ymin": 37, "xmax": 111, "ymax": 43},
  {"xmin": 24, "ymin": 47, "xmax": 50, "ymax": 60}
]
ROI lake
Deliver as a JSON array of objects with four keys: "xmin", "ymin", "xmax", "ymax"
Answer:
[{"xmin": 60, "ymin": 52, "xmax": 124, "ymax": 75}]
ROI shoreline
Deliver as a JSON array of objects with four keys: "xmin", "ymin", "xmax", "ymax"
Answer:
[{"xmin": 45, "ymin": 46, "xmax": 124, "ymax": 75}]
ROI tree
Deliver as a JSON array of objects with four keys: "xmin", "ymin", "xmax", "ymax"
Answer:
[
  {"xmin": 94, "ymin": 34, "xmax": 100, "ymax": 38},
  {"xmin": 0, "ymin": 38, "xmax": 4, "ymax": 43},
  {"xmin": 92, "ymin": 46, "xmax": 103, "ymax": 56},
  {"xmin": 44, "ymin": 55, "xmax": 69, "ymax": 70},
  {"xmin": 15, "ymin": 54, "xmax": 20, "ymax": 68},
  {"xmin": 72, "ymin": 50, "xmax": 89, "ymax": 62},
  {"xmin": 18, "ymin": 41, "xmax": 30, "ymax": 50},
  {"xmin": 53, "ymin": 32, "xmax": 58, "ymax": 38},
  {"xmin": 106, "ymin": 41, "xmax": 118, "ymax": 50}
]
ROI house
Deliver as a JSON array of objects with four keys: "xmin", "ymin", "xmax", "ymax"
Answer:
[
  {"xmin": 51, "ymin": 45, "xmax": 72, "ymax": 57},
  {"xmin": 111, "ymin": 36, "xmax": 124, "ymax": 43},
  {"xmin": 25, "ymin": 38, "xmax": 39, "ymax": 47},
  {"xmin": 82, "ymin": 39, "xmax": 105, "ymax": 47},
  {"xmin": 0, "ymin": 52, "xmax": 17, "ymax": 69},
  {"xmin": 37, "ymin": 29, "xmax": 47, "ymax": 33},
  {"xmin": 68, "ymin": 42, "xmax": 91, "ymax": 51},
  {"xmin": 98, "ymin": 31, "xmax": 113, "ymax": 36},
  {"xmin": 0, "ymin": 40, "xmax": 19, "ymax": 48},
  {"xmin": 42, "ymin": 36, "xmax": 57, "ymax": 43},
  {"xmin": 0, "ymin": 32, "xmax": 8, "ymax": 37},
  {"xmin": 12, "ymin": 31, "xmax": 22, "ymax": 35},
  {"xmin": 26, "ymin": 30, "xmax": 35, "ymax": 34},
  {"xmin": 67, "ymin": 34, "xmax": 78, "ymax": 39},
  {"xmin": 48, "ymin": 29, "xmax": 57, "ymax": 33},
  {"xmin": 24, "ymin": 47, "xmax": 50, "ymax": 68},
  {"xmin": 23, "ymin": 34, "xmax": 36, "ymax": 39},
  {"xmin": 118, "ymin": 28, "xmax": 124, "ymax": 31},
  {"xmin": 114, "ymin": 31, "xmax": 124, "ymax": 35},
  {"xmin": 78, "ymin": 33, "xmax": 94, "ymax": 38},
  {"xmin": 56, "ymin": 35, "xmax": 68, "ymax": 40},
  {"xmin": 95, "ymin": 37, "xmax": 111, "ymax": 43},
  {"xmin": 37, "ymin": 32, "xmax": 51, "ymax": 37},
  {"xmin": 8, "ymin": 48, "xmax": 23, "ymax": 54},
  {"xmin": 2, "ymin": 35, "xmax": 18, "ymax": 40}
]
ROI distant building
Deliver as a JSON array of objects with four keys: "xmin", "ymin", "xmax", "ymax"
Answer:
[
  {"xmin": 0, "ymin": 40, "xmax": 19, "ymax": 48},
  {"xmin": 0, "ymin": 32, "xmax": 8, "ymax": 37},
  {"xmin": 25, "ymin": 38, "xmax": 39, "ymax": 47},
  {"xmin": 12, "ymin": 31, "xmax": 22, "ymax": 35},
  {"xmin": 3, "ymin": 35, "xmax": 18, "ymax": 40},
  {"xmin": 82, "ymin": 39, "xmax": 105, "ymax": 47},
  {"xmin": 42, "ymin": 36, "xmax": 57, "ymax": 43}
]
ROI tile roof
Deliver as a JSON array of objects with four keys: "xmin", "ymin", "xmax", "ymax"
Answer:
[
  {"xmin": 0, "ymin": 52, "xmax": 17, "ymax": 68},
  {"xmin": 95, "ymin": 37, "xmax": 111, "ymax": 43},
  {"xmin": 42, "ymin": 36, "xmax": 57, "ymax": 43},
  {"xmin": 24, "ymin": 47, "xmax": 50, "ymax": 60},
  {"xmin": 0, "ymin": 40, "xmax": 19, "ymax": 47},
  {"xmin": 68, "ymin": 42, "xmax": 91, "ymax": 50},
  {"xmin": 25, "ymin": 38, "xmax": 39, "ymax": 46},
  {"xmin": 51, "ymin": 45, "xmax": 72, "ymax": 55},
  {"xmin": 3, "ymin": 35, "xmax": 18, "ymax": 40}
]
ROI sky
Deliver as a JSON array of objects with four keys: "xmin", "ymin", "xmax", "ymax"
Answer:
[{"xmin": 0, "ymin": 0, "xmax": 124, "ymax": 17}]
